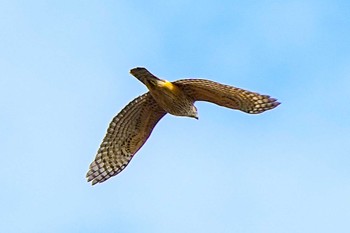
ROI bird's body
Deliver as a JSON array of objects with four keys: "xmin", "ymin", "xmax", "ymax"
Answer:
[
  {"xmin": 130, "ymin": 68, "xmax": 198, "ymax": 118},
  {"xmin": 86, "ymin": 67, "xmax": 280, "ymax": 185}
]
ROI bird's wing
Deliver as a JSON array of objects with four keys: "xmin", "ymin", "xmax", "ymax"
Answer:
[
  {"xmin": 174, "ymin": 79, "xmax": 280, "ymax": 114},
  {"xmin": 86, "ymin": 93, "xmax": 166, "ymax": 185}
]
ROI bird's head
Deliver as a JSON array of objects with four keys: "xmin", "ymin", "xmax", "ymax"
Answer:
[{"xmin": 189, "ymin": 105, "xmax": 199, "ymax": 120}]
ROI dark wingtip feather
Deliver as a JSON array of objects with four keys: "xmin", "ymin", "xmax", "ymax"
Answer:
[
  {"xmin": 270, "ymin": 97, "xmax": 281, "ymax": 108},
  {"xmin": 248, "ymin": 95, "xmax": 280, "ymax": 114}
]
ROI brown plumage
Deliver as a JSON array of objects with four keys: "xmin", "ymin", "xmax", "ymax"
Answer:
[{"xmin": 86, "ymin": 67, "xmax": 280, "ymax": 185}]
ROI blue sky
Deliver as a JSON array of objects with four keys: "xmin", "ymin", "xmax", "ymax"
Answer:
[{"xmin": 1, "ymin": 0, "xmax": 350, "ymax": 232}]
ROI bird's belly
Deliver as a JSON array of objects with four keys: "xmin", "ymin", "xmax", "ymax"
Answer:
[{"xmin": 149, "ymin": 89, "xmax": 193, "ymax": 117}]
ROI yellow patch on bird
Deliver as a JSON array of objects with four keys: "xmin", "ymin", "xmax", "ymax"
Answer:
[{"xmin": 160, "ymin": 81, "xmax": 177, "ymax": 91}]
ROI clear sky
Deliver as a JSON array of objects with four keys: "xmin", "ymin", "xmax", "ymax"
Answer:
[{"xmin": 1, "ymin": 0, "xmax": 350, "ymax": 232}]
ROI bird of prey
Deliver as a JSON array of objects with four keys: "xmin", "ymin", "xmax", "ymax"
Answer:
[{"xmin": 86, "ymin": 67, "xmax": 280, "ymax": 185}]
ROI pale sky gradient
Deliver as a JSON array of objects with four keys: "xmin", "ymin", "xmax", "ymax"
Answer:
[{"xmin": 1, "ymin": 1, "xmax": 350, "ymax": 232}]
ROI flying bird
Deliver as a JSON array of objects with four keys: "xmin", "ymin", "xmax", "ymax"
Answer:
[{"xmin": 86, "ymin": 67, "xmax": 280, "ymax": 185}]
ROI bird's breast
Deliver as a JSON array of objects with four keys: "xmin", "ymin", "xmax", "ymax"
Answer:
[{"xmin": 149, "ymin": 83, "xmax": 194, "ymax": 117}]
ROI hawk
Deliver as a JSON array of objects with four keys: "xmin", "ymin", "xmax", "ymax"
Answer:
[{"xmin": 86, "ymin": 67, "xmax": 280, "ymax": 185}]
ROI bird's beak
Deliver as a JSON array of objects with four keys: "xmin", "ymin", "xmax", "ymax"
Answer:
[{"xmin": 192, "ymin": 112, "xmax": 199, "ymax": 120}]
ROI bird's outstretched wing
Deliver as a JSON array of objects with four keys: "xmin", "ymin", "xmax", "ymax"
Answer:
[
  {"xmin": 174, "ymin": 79, "xmax": 280, "ymax": 114},
  {"xmin": 86, "ymin": 93, "xmax": 166, "ymax": 185}
]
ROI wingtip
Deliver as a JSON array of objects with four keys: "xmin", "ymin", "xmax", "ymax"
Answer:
[
  {"xmin": 271, "ymin": 99, "xmax": 281, "ymax": 108},
  {"xmin": 91, "ymin": 180, "xmax": 99, "ymax": 186},
  {"xmin": 86, "ymin": 175, "xmax": 100, "ymax": 186},
  {"xmin": 86, "ymin": 167, "xmax": 100, "ymax": 185},
  {"xmin": 266, "ymin": 96, "xmax": 280, "ymax": 107}
]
